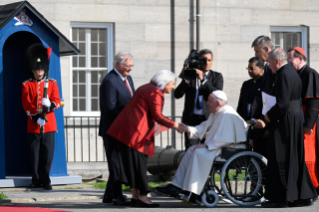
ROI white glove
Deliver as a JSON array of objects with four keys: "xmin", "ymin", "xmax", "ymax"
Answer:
[
  {"xmin": 42, "ymin": 98, "xmax": 51, "ymax": 107},
  {"xmin": 37, "ymin": 118, "xmax": 46, "ymax": 127}
]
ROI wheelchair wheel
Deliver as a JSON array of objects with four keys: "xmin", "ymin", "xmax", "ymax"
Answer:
[
  {"xmin": 201, "ymin": 190, "xmax": 219, "ymax": 208},
  {"xmin": 220, "ymin": 151, "xmax": 267, "ymax": 206}
]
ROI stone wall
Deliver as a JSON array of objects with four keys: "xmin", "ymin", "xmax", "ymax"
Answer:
[{"xmin": 2, "ymin": 0, "xmax": 319, "ymax": 117}]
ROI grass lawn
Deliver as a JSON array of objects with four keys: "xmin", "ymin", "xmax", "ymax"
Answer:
[{"xmin": 83, "ymin": 181, "xmax": 168, "ymax": 192}]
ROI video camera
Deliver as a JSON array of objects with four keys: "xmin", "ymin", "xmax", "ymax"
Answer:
[{"xmin": 183, "ymin": 49, "xmax": 207, "ymax": 81}]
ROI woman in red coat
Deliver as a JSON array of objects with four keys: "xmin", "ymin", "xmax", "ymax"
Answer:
[{"xmin": 107, "ymin": 70, "xmax": 185, "ymax": 207}]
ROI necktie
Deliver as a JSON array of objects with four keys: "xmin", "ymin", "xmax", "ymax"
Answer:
[{"xmin": 124, "ymin": 78, "xmax": 133, "ymax": 96}]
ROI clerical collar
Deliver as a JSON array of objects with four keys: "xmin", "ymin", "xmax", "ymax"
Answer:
[{"xmin": 253, "ymin": 76, "xmax": 263, "ymax": 83}]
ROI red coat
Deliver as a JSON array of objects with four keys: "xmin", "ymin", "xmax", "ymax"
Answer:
[
  {"xmin": 107, "ymin": 83, "xmax": 176, "ymax": 157},
  {"xmin": 22, "ymin": 78, "xmax": 61, "ymax": 133}
]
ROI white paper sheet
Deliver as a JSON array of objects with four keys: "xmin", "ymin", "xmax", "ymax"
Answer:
[{"xmin": 262, "ymin": 92, "xmax": 276, "ymax": 115}]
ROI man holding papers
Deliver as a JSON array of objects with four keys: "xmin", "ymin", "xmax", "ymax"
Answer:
[{"xmin": 255, "ymin": 48, "xmax": 317, "ymax": 208}]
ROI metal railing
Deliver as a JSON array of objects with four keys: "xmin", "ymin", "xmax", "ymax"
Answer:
[{"xmin": 64, "ymin": 116, "xmax": 184, "ymax": 162}]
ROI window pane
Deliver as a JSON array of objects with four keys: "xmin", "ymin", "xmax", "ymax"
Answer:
[
  {"xmin": 91, "ymin": 72, "xmax": 98, "ymax": 83},
  {"xmin": 73, "ymin": 99, "xmax": 78, "ymax": 111},
  {"xmin": 91, "ymin": 99, "xmax": 98, "ymax": 111},
  {"xmin": 79, "ymin": 43, "xmax": 86, "ymax": 55},
  {"xmin": 91, "ymin": 29, "xmax": 98, "ymax": 42},
  {"xmin": 91, "ymin": 43, "xmax": 98, "ymax": 56},
  {"xmin": 99, "ymin": 57, "xmax": 106, "ymax": 68},
  {"xmin": 72, "ymin": 57, "xmax": 78, "ymax": 67},
  {"xmin": 79, "ymin": 57, "xmax": 86, "ymax": 67},
  {"xmin": 99, "ymin": 43, "xmax": 106, "ymax": 56},
  {"xmin": 72, "ymin": 29, "xmax": 77, "ymax": 41},
  {"xmin": 73, "ymin": 71, "xmax": 78, "ymax": 83},
  {"xmin": 79, "ymin": 85, "xmax": 86, "ymax": 97},
  {"xmin": 79, "ymin": 71, "xmax": 86, "ymax": 83},
  {"xmin": 73, "ymin": 85, "xmax": 78, "ymax": 96},
  {"xmin": 79, "ymin": 29, "xmax": 85, "ymax": 41},
  {"xmin": 100, "ymin": 29, "xmax": 106, "ymax": 42},
  {"xmin": 91, "ymin": 85, "xmax": 98, "ymax": 97},
  {"xmin": 79, "ymin": 99, "xmax": 86, "ymax": 111},
  {"xmin": 91, "ymin": 57, "xmax": 98, "ymax": 67},
  {"xmin": 99, "ymin": 71, "xmax": 107, "ymax": 83}
]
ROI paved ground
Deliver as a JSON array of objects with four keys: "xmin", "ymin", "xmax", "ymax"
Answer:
[{"xmin": 0, "ymin": 184, "xmax": 318, "ymax": 211}]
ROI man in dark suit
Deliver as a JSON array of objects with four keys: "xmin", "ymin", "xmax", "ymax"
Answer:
[
  {"xmin": 174, "ymin": 49, "xmax": 223, "ymax": 150},
  {"xmin": 237, "ymin": 57, "xmax": 268, "ymax": 158},
  {"xmin": 99, "ymin": 52, "xmax": 135, "ymax": 206},
  {"xmin": 250, "ymin": 36, "xmax": 275, "ymax": 151},
  {"xmin": 251, "ymin": 35, "xmax": 275, "ymax": 95}
]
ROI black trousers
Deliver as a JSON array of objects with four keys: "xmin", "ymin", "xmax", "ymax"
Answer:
[
  {"xmin": 103, "ymin": 135, "xmax": 125, "ymax": 199},
  {"xmin": 185, "ymin": 114, "xmax": 206, "ymax": 150},
  {"xmin": 28, "ymin": 132, "xmax": 55, "ymax": 185}
]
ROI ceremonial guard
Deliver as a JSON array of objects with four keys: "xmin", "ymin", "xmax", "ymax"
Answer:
[{"xmin": 22, "ymin": 44, "xmax": 61, "ymax": 190}]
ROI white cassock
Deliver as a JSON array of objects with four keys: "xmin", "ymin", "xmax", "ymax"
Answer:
[{"xmin": 172, "ymin": 105, "xmax": 248, "ymax": 195}]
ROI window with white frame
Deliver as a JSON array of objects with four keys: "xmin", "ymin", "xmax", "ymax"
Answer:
[
  {"xmin": 270, "ymin": 26, "xmax": 308, "ymax": 55},
  {"xmin": 71, "ymin": 23, "xmax": 114, "ymax": 114}
]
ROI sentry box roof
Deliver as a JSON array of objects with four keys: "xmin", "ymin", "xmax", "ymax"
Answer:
[{"xmin": 0, "ymin": 1, "xmax": 80, "ymax": 56}]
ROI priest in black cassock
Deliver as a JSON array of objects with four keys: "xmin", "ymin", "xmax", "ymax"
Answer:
[
  {"xmin": 237, "ymin": 57, "xmax": 268, "ymax": 158},
  {"xmin": 288, "ymin": 47, "xmax": 319, "ymax": 194},
  {"xmin": 255, "ymin": 48, "xmax": 317, "ymax": 208}
]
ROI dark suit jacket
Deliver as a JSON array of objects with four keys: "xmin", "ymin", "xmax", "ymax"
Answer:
[
  {"xmin": 99, "ymin": 69, "xmax": 135, "ymax": 137},
  {"xmin": 237, "ymin": 76, "xmax": 264, "ymax": 140},
  {"xmin": 174, "ymin": 70, "xmax": 223, "ymax": 124},
  {"xmin": 237, "ymin": 76, "xmax": 263, "ymax": 121},
  {"xmin": 262, "ymin": 64, "xmax": 276, "ymax": 95}
]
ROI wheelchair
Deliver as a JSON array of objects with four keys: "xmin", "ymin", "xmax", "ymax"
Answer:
[{"xmin": 177, "ymin": 125, "xmax": 268, "ymax": 208}]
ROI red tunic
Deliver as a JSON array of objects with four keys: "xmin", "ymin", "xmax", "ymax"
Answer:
[
  {"xmin": 107, "ymin": 83, "xmax": 176, "ymax": 157},
  {"xmin": 22, "ymin": 78, "xmax": 61, "ymax": 133}
]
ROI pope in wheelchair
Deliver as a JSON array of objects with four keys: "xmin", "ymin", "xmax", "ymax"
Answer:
[{"xmin": 156, "ymin": 90, "xmax": 267, "ymax": 207}]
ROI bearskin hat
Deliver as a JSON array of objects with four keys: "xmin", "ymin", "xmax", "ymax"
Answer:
[{"xmin": 25, "ymin": 43, "xmax": 49, "ymax": 78}]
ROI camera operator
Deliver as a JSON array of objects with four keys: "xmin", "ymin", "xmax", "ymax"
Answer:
[{"xmin": 175, "ymin": 49, "xmax": 223, "ymax": 150}]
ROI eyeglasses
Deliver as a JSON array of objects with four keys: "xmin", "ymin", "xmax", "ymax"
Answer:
[
  {"xmin": 123, "ymin": 64, "xmax": 134, "ymax": 68},
  {"xmin": 246, "ymin": 67, "xmax": 259, "ymax": 71}
]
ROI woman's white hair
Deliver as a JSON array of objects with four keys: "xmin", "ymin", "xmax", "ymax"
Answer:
[{"xmin": 150, "ymin": 70, "xmax": 176, "ymax": 90}]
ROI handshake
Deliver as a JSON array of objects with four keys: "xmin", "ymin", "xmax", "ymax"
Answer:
[{"xmin": 174, "ymin": 122, "xmax": 189, "ymax": 134}]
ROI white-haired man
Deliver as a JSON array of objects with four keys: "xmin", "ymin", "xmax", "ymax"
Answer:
[
  {"xmin": 156, "ymin": 90, "xmax": 247, "ymax": 199},
  {"xmin": 255, "ymin": 48, "xmax": 317, "ymax": 208},
  {"xmin": 99, "ymin": 52, "xmax": 135, "ymax": 206}
]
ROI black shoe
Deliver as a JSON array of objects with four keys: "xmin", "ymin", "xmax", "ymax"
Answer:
[
  {"xmin": 43, "ymin": 184, "xmax": 52, "ymax": 190},
  {"xmin": 102, "ymin": 196, "xmax": 113, "ymax": 203},
  {"xmin": 135, "ymin": 199, "xmax": 159, "ymax": 208},
  {"xmin": 112, "ymin": 196, "xmax": 131, "ymax": 206},
  {"xmin": 288, "ymin": 198, "xmax": 314, "ymax": 207},
  {"xmin": 155, "ymin": 184, "xmax": 181, "ymax": 197},
  {"xmin": 29, "ymin": 183, "xmax": 42, "ymax": 188},
  {"xmin": 131, "ymin": 198, "xmax": 138, "ymax": 207},
  {"xmin": 261, "ymin": 200, "xmax": 287, "ymax": 208}
]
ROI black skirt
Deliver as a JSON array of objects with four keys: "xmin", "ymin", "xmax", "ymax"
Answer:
[{"xmin": 120, "ymin": 144, "xmax": 151, "ymax": 196}]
